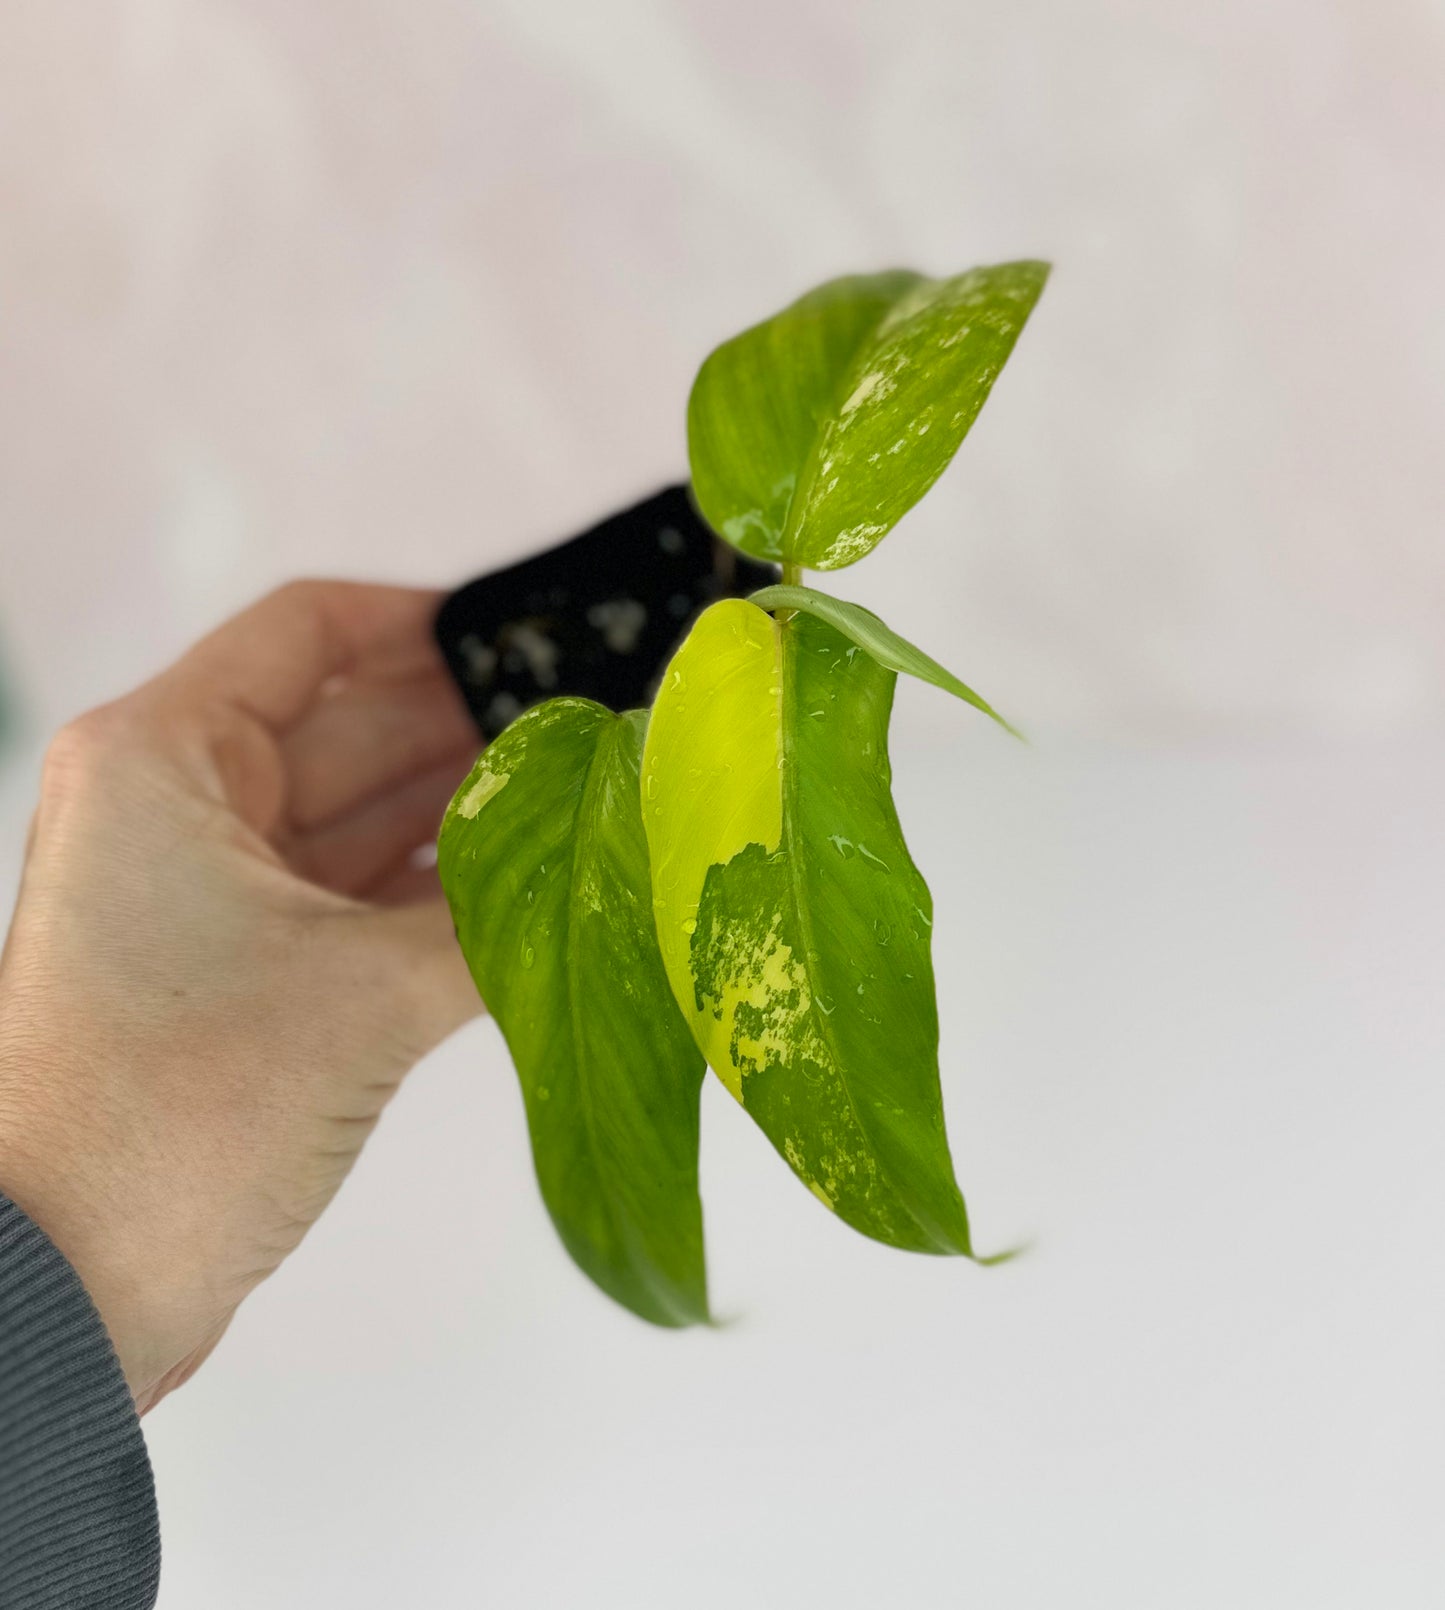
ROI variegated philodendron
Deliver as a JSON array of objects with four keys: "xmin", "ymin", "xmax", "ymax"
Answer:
[{"xmin": 440, "ymin": 262, "xmax": 1048, "ymax": 1323}]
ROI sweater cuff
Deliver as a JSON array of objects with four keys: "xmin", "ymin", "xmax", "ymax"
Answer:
[{"xmin": 0, "ymin": 1193, "xmax": 160, "ymax": 1609}]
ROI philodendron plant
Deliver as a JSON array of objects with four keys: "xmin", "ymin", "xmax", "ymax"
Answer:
[{"xmin": 439, "ymin": 261, "xmax": 1048, "ymax": 1325}]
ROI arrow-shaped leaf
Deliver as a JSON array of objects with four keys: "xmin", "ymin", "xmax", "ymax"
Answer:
[
  {"xmin": 439, "ymin": 700, "xmax": 709, "ymax": 1326},
  {"xmin": 642, "ymin": 600, "xmax": 976, "ymax": 1256},
  {"xmin": 688, "ymin": 261, "xmax": 1049, "ymax": 570}
]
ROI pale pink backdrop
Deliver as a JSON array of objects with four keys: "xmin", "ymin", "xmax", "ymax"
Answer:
[{"xmin": 3, "ymin": 0, "xmax": 1443, "ymax": 742}]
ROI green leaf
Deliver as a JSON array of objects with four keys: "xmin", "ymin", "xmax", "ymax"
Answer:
[
  {"xmin": 687, "ymin": 261, "xmax": 1049, "ymax": 570},
  {"xmin": 642, "ymin": 600, "xmax": 975, "ymax": 1256},
  {"xmin": 439, "ymin": 699, "xmax": 709, "ymax": 1326},
  {"xmin": 749, "ymin": 584, "xmax": 1022, "ymax": 739}
]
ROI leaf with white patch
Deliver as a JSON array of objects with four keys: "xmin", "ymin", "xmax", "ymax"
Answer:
[
  {"xmin": 439, "ymin": 699, "xmax": 709, "ymax": 1326},
  {"xmin": 643, "ymin": 600, "xmax": 975, "ymax": 1255},
  {"xmin": 687, "ymin": 261, "xmax": 1049, "ymax": 569}
]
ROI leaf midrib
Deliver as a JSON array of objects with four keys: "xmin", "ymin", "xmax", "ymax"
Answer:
[{"xmin": 777, "ymin": 279, "xmax": 924, "ymax": 560}]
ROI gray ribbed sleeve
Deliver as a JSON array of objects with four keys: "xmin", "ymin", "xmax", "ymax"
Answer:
[{"xmin": 0, "ymin": 1193, "xmax": 160, "ymax": 1608}]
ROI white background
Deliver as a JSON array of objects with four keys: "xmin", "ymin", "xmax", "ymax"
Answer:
[{"xmin": 2, "ymin": 1, "xmax": 1443, "ymax": 1604}]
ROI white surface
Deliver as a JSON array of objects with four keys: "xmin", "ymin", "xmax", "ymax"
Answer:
[
  {"xmin": 2, "ymin": 0, "xmax": 1444, "ymax": 1604},
  {"xmin": 3, "ymin": 725, "xmax": 1443, "ymax": 1604},
  {"xmin": 119, "ymin": 726, "xmax": 1439, "ymax": 1609}
]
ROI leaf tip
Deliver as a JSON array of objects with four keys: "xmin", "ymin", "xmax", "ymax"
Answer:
[{"xmin": 975, "ymin": 1238, "xmax": 1033, "ymax": 1268}]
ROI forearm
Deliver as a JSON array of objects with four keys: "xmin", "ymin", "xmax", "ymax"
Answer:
[{"xmin": 0, "ymin": 1192, "xmax": 159, "ymax": 1609}]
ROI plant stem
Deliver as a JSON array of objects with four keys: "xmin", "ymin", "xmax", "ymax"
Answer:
[{"xmin": 781, "ymin": 561, "xmax": 802, "ymax": 588}]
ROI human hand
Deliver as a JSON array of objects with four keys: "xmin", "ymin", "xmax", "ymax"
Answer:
[{"xmin": 0, "ymin": 581, "xmax": 485, "ymax": 1413}]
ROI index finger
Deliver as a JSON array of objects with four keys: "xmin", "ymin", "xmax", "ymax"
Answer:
[{"xmin": 165, "ymin": 579, "xmax": 445, "ymax": 729}]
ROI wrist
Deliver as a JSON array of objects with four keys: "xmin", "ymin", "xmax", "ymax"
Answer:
[{"xmin": 0, "ymin": 1063, "xmax": 166, "ymax": 1403}]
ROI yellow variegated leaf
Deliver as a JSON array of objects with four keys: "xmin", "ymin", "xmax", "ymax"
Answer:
[{"xmin": 642, "ymin": 600, "xmax": 975, "ymax": 1255}]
